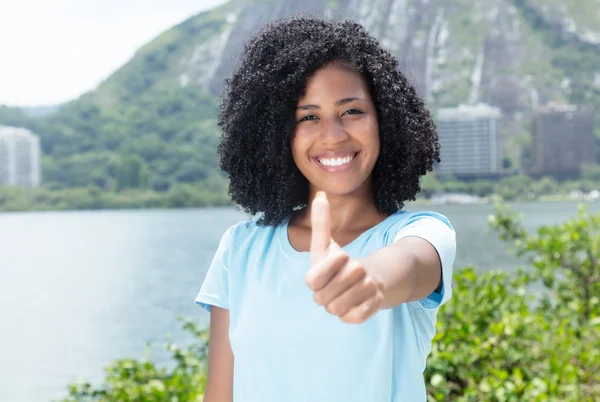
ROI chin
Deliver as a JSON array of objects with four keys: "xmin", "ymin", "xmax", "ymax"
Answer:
[{"xmin": 314, "ymin": 180, "xmax": 368, "ymax": 197}]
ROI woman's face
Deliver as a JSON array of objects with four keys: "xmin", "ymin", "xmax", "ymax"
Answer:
[{"xmin": 291, "ymin": 64, "xmax": 380, "ymax": 198}]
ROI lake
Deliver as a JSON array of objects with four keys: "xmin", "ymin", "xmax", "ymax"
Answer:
[{"xmin": 1, "ymin": 201, "xmax": 598, "ymax": 401}]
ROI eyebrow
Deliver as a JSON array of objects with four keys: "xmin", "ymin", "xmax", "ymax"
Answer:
[{"xmin": 296, "ymin": 97, "xmax": 364, "ymax": 110}]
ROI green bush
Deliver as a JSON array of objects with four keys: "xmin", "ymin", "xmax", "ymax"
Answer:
[
  {"xmin": 59, "ymin": 320, "xmax": 208, "ymax": 402},
  {"xmin": 59, "ymin": 205, "xmax": 600, "ymax": 401},
  {"xmin": 423, "ymin": 204, "xmax": 600, "ymax": 401}
]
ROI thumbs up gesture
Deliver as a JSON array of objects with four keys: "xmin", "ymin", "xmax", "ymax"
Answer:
[{"xmin": 306, "ymin": 192, "xmax": 384, "ymax": 324}]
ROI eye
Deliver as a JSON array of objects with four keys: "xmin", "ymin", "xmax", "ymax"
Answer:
[
  {"xmin": 298, "ymin": 115, "xmax": 319, "ymax": 123},
  {"xmin": 342, "ymin": 109, "xmax": 364, "ymax": 116}
]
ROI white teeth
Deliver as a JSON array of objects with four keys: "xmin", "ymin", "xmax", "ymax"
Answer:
[{"xmin": 318, "ymin": 155, "xmax": 355, "ymax": 167}]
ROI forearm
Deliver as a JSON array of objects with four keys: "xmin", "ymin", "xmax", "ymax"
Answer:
[
  {"xmin": 360, "ymin": 237, "xmax": 442, "ymax": 309},
  {"xmin": 205, "ymin": 307, "xmax": 234, "ymax": 402}
]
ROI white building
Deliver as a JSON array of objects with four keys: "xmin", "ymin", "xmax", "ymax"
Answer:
[
  {"xmin": 436, "ymin": 104, "xmax": 503, "ymax": 177},
  {"xmin": 0, "ymin": 126, "xmax": 41, "ymax": 188}
]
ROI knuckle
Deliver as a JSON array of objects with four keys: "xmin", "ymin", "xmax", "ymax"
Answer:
[
  {"xmin": 344, "ymin": 312, "xmax": 364, "ymax": 324},
  {"xmin": 340, "ymin": 315, "xmax": 352, "ymax": 324},
  {"xmin": 357, "ymin": 311, "xmax": 370, "ymax": 323},
  {"xmin": 333, "ymin": 250, "xmax": 350, "ymax": 265},
  {"xmin": 348, "ymin": 262, "xmax": 366, "ymax": 278},
  {"xmin": 353, "ymin": 315, "xmax": 365, "ymax": 324},
  {"xmin": 363, "ymin": 276, "xmax": 377, "ymax": 291},
  {"xmin": 305, "ymin": 272, "xmax": 315, "ymax": 288},
  {"xmin": 313, "ymin": 292, "xmax": 323, "ymax": 305}
]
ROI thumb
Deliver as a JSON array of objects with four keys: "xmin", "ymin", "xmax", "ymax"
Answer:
[{"xmin": 310, "ymin": 191, "xmax": 331, "ymax": 263}]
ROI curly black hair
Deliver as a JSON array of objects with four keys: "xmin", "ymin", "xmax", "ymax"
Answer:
[{"xmin": 217, "ymin": 16, "xmax": 440, "ymax": 226}]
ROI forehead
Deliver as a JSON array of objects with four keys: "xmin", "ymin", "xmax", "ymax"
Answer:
[{"xmin": 298, "ymin": 64, "xmax": 370, "ymax": 102}]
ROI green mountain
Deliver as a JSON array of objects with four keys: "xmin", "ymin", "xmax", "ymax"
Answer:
[{"xmin": 1, "ymin": 0, "xmax": 599, "ymax": 191}]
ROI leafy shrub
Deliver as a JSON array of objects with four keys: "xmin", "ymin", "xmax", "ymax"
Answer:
[
  {"xmin": 59, "ymin": 320, "xmax": 208, "ymax": 402},
  {"xmin": 424, "ymin": 204, "xmax": 599, "ymax": 401}
]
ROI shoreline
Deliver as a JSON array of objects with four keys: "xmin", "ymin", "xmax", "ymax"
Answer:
[{"xmin": 1, "ymin": 195, "xmax": 597, "ymax": 215}]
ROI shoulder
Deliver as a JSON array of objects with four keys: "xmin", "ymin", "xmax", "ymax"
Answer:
[
  {"xmin": 379, "ymin": 209, "xmax": 455, "ymax": 246},
  {"xmin": 393, "ymin": 210, "xmax": 453, "ymax": 230},
  {"xmin": 382, "ymin": 209, "xmax": 453, "ymax": 232},
  {"xmin": 219, "ymin": 216, "xmax": 282, "ymax": 250}
]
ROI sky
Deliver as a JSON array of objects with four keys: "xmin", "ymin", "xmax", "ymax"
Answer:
[{"xmin": 0, "ymin": 0, "xmax": 228, "ymax": 107}]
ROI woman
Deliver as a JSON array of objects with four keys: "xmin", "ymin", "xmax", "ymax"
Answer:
[{"xmin": 195, "ymin": 16, "xmax": 456, "ymax": 402}]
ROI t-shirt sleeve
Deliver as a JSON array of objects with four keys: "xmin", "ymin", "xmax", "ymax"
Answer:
[
  {"xmin": 391, "ymin": 213, "xmax": 456, "ymax": 310},
  {"xmin": 194, "ymin": 226, "xmax": 235, "ymax": 312}
]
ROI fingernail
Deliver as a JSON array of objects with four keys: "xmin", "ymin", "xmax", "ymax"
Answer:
[{"xmin": 316, "ymin": 191, "xmax": 326, "ymax": 200}]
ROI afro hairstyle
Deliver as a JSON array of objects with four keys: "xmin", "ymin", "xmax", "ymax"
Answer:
[{"xmin": 217, "ymin": 16, "xmax": 440, "ymax": 226}]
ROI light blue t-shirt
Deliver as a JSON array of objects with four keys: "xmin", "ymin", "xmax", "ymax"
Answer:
[{"xmin": 195, "ymin": 210, "xmax": 456, "ymax": 402}]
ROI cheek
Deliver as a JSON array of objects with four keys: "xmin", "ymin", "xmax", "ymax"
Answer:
[
  {"xmin": 290, "ymin": 135, "xmax": 307, "ymax": 166},
  {"xmin": 369, "ymin": 119, "xmax": 381, "ymax": 155},
  {"xmin": 357, "ymin": 119, "xmax": 380, "ymax": 155},
  {"xmin": 364, "ymin": 133, "xmax": 381, "ymax": 168},
  {"xmin": 373, "ymin": 132, "xmax": 381, "ymax": 155}
]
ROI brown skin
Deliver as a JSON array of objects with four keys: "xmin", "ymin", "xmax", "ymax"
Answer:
[
  {"xmin": 288, "ymin": 64, "xmax": 387, "ymax": 251},
  {"xmin": 203, "ymin": 64, "xmax": 442, "ymax": 401},
  {"xmin": 204, "ymin": 307, "xmax": 233, "ymax": 402}
]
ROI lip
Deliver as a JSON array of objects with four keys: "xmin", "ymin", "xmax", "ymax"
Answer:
[{"xmin": 312, "ymin": 151, "xmax": 359, "ymax": 173}]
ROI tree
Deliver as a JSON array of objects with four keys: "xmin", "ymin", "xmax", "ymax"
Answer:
[
  {"xmin": 116, "ymin": 156, "xmax": 149, "ymax": 191},
  {"xmin": 581, "ymin": 164, "xmax": 600, "ymax": 183},
  {"xmin": 420, "ymin": 173, "xmax": 442, "ymax": 197}
]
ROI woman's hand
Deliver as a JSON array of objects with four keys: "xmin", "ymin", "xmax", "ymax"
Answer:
[{"xmin": 305, "ymin": 192, "xmax": 384, "ymax": 324}]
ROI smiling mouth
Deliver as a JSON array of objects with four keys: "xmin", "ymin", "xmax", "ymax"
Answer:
[{"xmin": 316, "ymin": 152, "xmax": 358, "ymax": 167}]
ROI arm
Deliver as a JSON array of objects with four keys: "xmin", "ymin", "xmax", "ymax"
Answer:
[
  {"xmin": 307, "ymin": 194, "xmax": 454, "ymax": 323},
  {"xmin": 204, "ymin": 307, "xmax": 234, "ymax": 402},
  {"xmin": 361, "ymin": 236, "xmax": 442, "ymax": 309}
]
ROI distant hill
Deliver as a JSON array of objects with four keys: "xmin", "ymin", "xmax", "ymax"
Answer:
[
  {"xmin": 21, "ymin": 104, "xmax": 64, "ymax": 118},
  {"xmin": 1, "ymin": 0, "xmax": 599, "ymax": 191}
]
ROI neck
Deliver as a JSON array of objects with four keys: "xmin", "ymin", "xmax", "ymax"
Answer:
[{"xmin": 302, "ymin": 185, "xmax": 384, "ymax": 234}]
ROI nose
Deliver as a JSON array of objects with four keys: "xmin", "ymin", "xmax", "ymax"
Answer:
[{"xmin": 319, "ymin": 116, "xmax": 348, "ymax": 145}]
